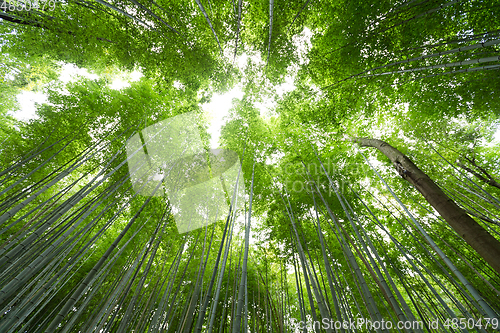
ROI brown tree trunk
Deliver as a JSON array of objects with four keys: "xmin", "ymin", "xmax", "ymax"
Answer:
[{"xmin": 353, "ymin": 137, "xmax": 500, "ymax": 275}]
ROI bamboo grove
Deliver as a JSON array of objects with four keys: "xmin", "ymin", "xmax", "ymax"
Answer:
[{"xmin": 0, "ymin": 0, "xmax": 499, "ymax": 331}]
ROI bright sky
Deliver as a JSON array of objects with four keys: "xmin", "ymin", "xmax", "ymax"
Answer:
[
  {"xmin": 11, "ymin": 29, "xmax": 310, "ymax": 145},
  {"xmin": 12, "ymin": 58, "xmax": 297, "ymax": 149},
  {"xmin": 202, "ymin": 86, "xmax": 244, "ymax": 148},
  {"xmin": 11, "ymin": 56, "xmax": 500, "ymax": 146},
  {"xmin": 15, "ymin": 90, "xmax": 47, "ymax": 121},
  {"xmin": 12, "ymin": 63, "xmax": 141, "ymax": 121},
  {"xmin": 14, "ymin": 63, "xmax": 98, "ymax": 121},
  {"xmin": 201, "ymin": 76, "xmax": 296, "ymax": 148}
]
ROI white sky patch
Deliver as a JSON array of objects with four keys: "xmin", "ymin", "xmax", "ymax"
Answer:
[
  {"xmin": 110, "ymin": 70, "xmax": 143, "ymax": 90},
  {"xmin": 276, "ymin": 75, "xmax": 296, "ymax": 97},
  {"xmin": 12, "ymin": 65, "xmax": 144, "ymax": 121},
  {"xmin": 490, "ymin": 126, "xmax": 500, "ymax": 147},
  {"xmin": 237, "ymin": 52, "xmax": 264, "ymax": 69},
  {"xmin": 130, "ymin": 70, "xmax": 143, "ymax": 81},
  {"xmin": 494, "ymin": 128, "xmax": 500, "ymax": 141},
  {"xmin": 202, "ymin": 86, "xmax": 244, "ymax": 148},
  {"xmin": 59, "ymin": 63, "xmax": 99, "ymax": 83},
  {"xmin": 293, "ymin": 27, "xmax": 313, "ymax": 65},
  {"xmin": 201, "ymin": 51, "xmax": 295, "ymax": 147},
  {"xmin": 254, "ymin": 99, "xmax": 276, "ymax": 118},
  {"xmin": 13, "ymin": 90, "xmax": 47, "ymax": 121},
  {"xmin": 110, "ymin": 77, "xmax": 130, "ymax": 90},
  {"xmin": 173, "ymin": 81, "xmax": 184, "ymax": 89},
  {"xmin": 237, "ymin": 54, "xmax": 248, "ymax": 68},
  {"xmin": 12, "ymin": 63, "xmax": 98, "ymax": 121}
]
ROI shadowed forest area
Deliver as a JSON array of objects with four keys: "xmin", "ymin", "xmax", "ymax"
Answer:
[{"xmin": 1, "ymin": 0, "xmax": 500, "ymax": 332}]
